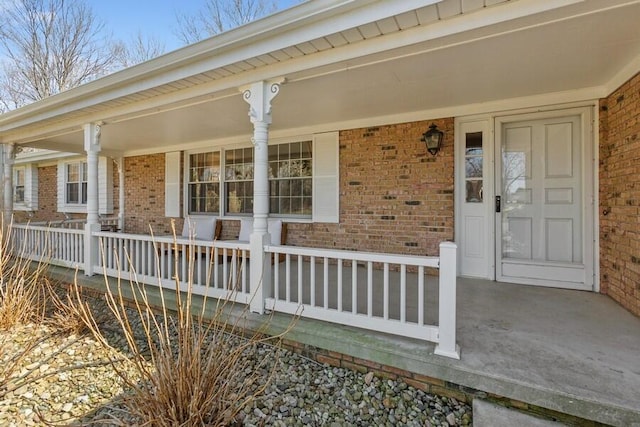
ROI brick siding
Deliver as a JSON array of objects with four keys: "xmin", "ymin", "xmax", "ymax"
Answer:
[
  {"xmin": 599, "ymin": 72, "xmax": 640, "ymax": 317},
  {"xmin": 287, "ymin": 118, "xmax": 455, "ymax": 257},
  {"xmin": 120, "ymin": 118, "xmax": 454, "ymax": 255},
  {"xmin": 124, "ymin": 153, "xmax": 176, "ymax": 235},
  {"xmin": 13, "ymin": 163, "xmax": 121, "ymax": 225}
]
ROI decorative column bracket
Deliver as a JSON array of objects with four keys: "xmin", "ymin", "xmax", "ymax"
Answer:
[{"xmin": 240, "ymin": 78, "xmax": 284, "ymax": 314}]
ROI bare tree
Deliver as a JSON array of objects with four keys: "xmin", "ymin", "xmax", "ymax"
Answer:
[
  {"xmin": 113, "ymin": 32, "xmax": 166, "ymax": 68},
  {"xmin": 175, "ymin": 0, "xmax": 278, "ymax": 45},
  {"xmin": 0, "ymin": 0, "xmax": 116, "ymax": 109}
]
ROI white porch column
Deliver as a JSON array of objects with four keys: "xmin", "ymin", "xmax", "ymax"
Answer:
[
  {"xmin": 2, "ymin": 143, "xmax": 15, "ymax": 222},
  {"xmin": 241, "ymin": 78, "xmax": 284, "ymax": 314},
  {"xmin": 84, "ymin": 123, "xmax": 101, "ymax": 276}
]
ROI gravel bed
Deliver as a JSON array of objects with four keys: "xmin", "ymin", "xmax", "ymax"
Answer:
[{"xmin": 0, "ymin": 295, "xmax": 472, "ymax": 426}]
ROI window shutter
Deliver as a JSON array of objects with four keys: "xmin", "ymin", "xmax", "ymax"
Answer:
[
  {"xmin": 57, "ymin": 162, "xmax": 65, "ymax": 212},
  {"xmin": 312, "ymin": 132, "xmax": 339, "ymax": 223},
  {"xmin": 25, "ymin": 164, "xmax": 38, "ymax": 210},
  {"xmin": 98, "ymin": 157, "xmax": 114, "ymax": 214},
  {"xmin": 165, "ymin": 152, "xmax": 181, "ymax": 218}
]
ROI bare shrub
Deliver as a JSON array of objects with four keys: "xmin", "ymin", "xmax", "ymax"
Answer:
[
  {"xmin": 0, "ymin": 217, "xmax": 49, "ymax": 330},
  {"xmin": 72, "ymin": 222, "xmax": 296, "ymax": 425}
]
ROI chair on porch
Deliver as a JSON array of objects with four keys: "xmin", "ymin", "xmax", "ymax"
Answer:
[
  {"xmin": 221, "ymin": 218, "xmax": 288, "ymax": 263},
  {"xmin": 181, "ymin": 216, "xmax": 222, "ymax": 242},
  {"xmin": 162, "ymin": 216, "xmax": 222, "ymax": 258}
]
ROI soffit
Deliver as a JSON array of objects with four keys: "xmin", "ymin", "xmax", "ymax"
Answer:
[
  {"xmin": 6, "ymin": 0, "xmax": 640, "ymax": 154},
  {"xmin": 1, "ymin": 0, "xmax": 517, "ymax": 143}
]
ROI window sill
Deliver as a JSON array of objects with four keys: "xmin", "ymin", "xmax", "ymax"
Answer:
[{"xmin": 58, "ymin": 205, "xmax": 87, "ymax": 214}]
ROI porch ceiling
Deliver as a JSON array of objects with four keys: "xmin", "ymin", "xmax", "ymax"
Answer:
[{"xmin": 4, "ymin": 0, "xmax": 640, "ymax": 155}]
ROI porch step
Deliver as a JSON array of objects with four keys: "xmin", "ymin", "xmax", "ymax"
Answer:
[{"xmin": 473, "ymin": 400, "xmax": 567, "ymax": 427}]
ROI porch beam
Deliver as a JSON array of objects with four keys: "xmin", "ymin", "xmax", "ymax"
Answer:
[
  {"xmin": 241, "ymin": 78, "xmax": 284, "ymax": 314},
  {"xmin": 83, "ymin": 123, "xmax": 101, "ymax": 276}
]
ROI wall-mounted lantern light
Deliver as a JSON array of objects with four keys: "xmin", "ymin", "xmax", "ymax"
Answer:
[{"xmin": 421, "ymin": 123, "xmax": 444, "ymax": 156}]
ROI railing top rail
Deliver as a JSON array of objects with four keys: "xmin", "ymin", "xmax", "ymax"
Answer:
[
  {"xmin": 265, "ymin": 244, "xmax": 440, "ymax": 268},
  {"xmin": 92, "ymin": 231, "xmax": 251, "ymax": 250},
  {"xmin": 11, "ymin": 224, "xmax": 85, "ymax": 234}
]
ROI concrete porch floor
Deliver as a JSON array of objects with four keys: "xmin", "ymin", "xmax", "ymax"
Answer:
[{"xmin": 46, "ymin": 265, "xmax": 640, "ymax": 426}]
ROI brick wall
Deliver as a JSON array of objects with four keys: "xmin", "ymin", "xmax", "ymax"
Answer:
[
  {"xmin": 120, "ymin": 118, "xmax": 454, "ymax": 255},
  {"xmin": 287, "ymin": 118, "xmax": 454, "ymax": 257},
  {"xmin": 124, "ymin": 153, "xmax": 176, "ymax": 235},
  {"xmin": 13, "ymin": 165, "xmax": 62, "ymax": 223},
  {"xmin": 13, "ymin": 162, "xmax": 120, "ymax": 224},
  {"xmin": 599, "ymin": 72, "xmax": 640, "ymax": 317},
  {"xmin": 14, "ymin": 118, "xmax": 454, "ymax": 257}
]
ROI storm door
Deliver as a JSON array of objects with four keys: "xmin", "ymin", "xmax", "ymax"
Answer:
[{"xmin": 495, "ymin": 111, "xmax": 593, "ymax": 290}]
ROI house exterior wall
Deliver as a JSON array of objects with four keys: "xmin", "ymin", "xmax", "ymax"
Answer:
[
  {"xmin": 118, "ymin": 118, "xmax": 454, "ymax": 255},
  {"xmin": 124, "ymin": 154, "xmax": 175, "ymax": 235},
  {"xmin": 13, "ymin": 163, "xmax": 121, "ymax": 225},
  {"xmin": 599, "ymin": 72, "xmax": 640, "ymax": 317},
  {"xmin": 288, "ymin": 118, "xmax": 454, "ymax": 256}
]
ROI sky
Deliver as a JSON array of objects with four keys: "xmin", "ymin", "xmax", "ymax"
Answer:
[{"xmin": 86, "ymin": 0, "xmax": 301, "ymax": 52}]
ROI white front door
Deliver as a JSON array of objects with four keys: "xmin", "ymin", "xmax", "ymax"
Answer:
[{"xmin": 495, "ymin": 109, "xmax": 593, "ymax": 290}]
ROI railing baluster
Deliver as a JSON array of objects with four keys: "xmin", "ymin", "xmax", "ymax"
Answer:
[
  {"xmin": 297, "ymin": 255, "xmax": 303, "ymax": 304},
  {"xmin": 285, "ymin": 253, "xmax": 291, "ymax": 303},
  {"xmin": 367, "ymin": 261, "xmax": 373, "ymax": 317},
  {"xmin": 352, "ymin": 259, "xmax": 358, "ymax": 315},
  {"xmin": 213, "ymin": 247, "xmax": 219, "ymax": 289},
  {"xmin": 242, "ymin": 251, "xmax": 247, "ymax": 293},
  {"xmin": 222, "ymin": 249, "xmax": 228, "ymax": 289},
  {"xmin": 400, "ymin": 264, "xmax": 406, "ymax": 323},
  {"xmin": 418, "ymin": 266, "xmax": 425, "ymax": 326},
  {"xmin": 337, "ymin": 259, "xmax": 343, "ymax": 311},
  {"xmin": 274, "ymin": 250, "xmax": 280, "ymax": 300},
  {"xmin": 160, "ymin": 243, "xmax": 166, "ymax": 280},
  {"xmin": 383, "ymin": 263, "xmax": 389, "ymax": 320},
  {"xmin": 310, "ymin": 256, "xmax": 316, "ymax": 306},
  {"xmin": 323, "ymin": 257, "xmax": 329, "ymax": 309}
]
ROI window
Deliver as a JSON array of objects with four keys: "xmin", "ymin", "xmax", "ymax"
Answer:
[
  {"xmin": 188, "ymin": 152, "xmax": 220, "ymax": 213},
  {"xmin": 464, "ymin": 132, "xmax": 483, "ymax": 203},
  {"xmin": 186, "ymin": 141, "xmax": 314, "ymax": 218},
  {"xmin": 57, "ymin": 158, "xmax": 112, "ymax": 214},
  {"xmin": 13, "ymin": 168, "xmax": 25, "ymax": 203},
  {"xmin": 66, "ymin": 162, "xmax": 87, "ymax": 204},
  {"xmin": 269, "ymin": 141, "xmax": 312, "ymax": 215},
  {"xmin": 224, "ymin": 148, "xmax": 254, "ymax": 214}
]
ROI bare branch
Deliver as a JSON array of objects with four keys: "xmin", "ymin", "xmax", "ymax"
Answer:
[
  {"xmin": 113, "ymin": 32, "xmax": 166, "ymax": 68},
  {"xmin": 174, "ymin": 0, "xmax": 278, "ymax": 45},
  {"xmin": 0, "ymin": 0, "xmax": 116, "ymax": 108}
]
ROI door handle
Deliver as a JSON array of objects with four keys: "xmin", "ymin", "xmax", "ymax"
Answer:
[{"xmin": 495, "ymin": 196, "xmax": 501, "ymax": 213}]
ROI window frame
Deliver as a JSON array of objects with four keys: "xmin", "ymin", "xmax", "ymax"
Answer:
[
  {"xmin": 184, "ymin": 139, "xmax": 315, "ymax": 220},
  {"xmin": 267, "ymin": 140, "xmax": 313, "ymax": 218},
  {"xmin": 13, "ymin": 166, "xmax": 25, "ymax": 204},
  {"xmin": 64, "ymin": 161, "xmax": 88, "ymax": 206},
  {"xmin": 186, "ymin": 150, "xmax": 221, "ymax": 215}
]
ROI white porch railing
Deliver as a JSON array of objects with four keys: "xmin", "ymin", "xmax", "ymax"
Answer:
[
  {"xmin": 94, "ymin": 231, "xmax": 252, "ymax": 305},
  {"xmin": 10, "ymin": 223, "xmax": 459, "ymax": 359},
  {"xmin": 265, "ymin": 242, "xmax": 460, "ymax": 359},
  {"xmin": 11, "ymin": 223, "xmax": 84, "ymax": 268}
]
